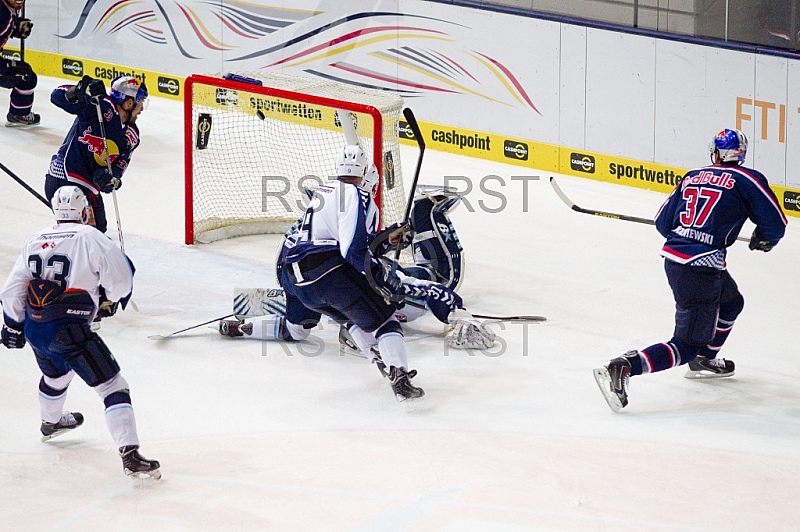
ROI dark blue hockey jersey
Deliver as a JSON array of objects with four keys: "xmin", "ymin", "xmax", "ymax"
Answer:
[
  {"xmin": 0, "ymin": 3, "xmax": 18, "ymax": 52},
  {"xmin": 655, "ymin": 164, "xmax": 787, "ymax": 268},
  {"xmin": 48, "ymin": 85, "xmax": 140, "ymax": 196}
]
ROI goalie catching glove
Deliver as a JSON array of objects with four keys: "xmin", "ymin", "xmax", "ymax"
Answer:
[{"xmin": 447, "ymin": 309, "xmax": 496, "ymax": 350}]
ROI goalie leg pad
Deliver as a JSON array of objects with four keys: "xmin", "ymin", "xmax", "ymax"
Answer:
[{"xmin": 410, "ymin": 194, "xmax": 465, "ymax": 291}]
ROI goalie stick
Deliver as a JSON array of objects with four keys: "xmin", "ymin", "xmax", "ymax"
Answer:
[
  {"xmin": 148, "ymin": 314, "xmax": 234, "ymax": 340},
  {"xmin": 394, "ymin": 107, "xmax": 425, "ymax": 261},
  {"xmin": 549, "ymin": 176, "xmax": 749, "ymax": 242},
  {"xmin": 233, "ymin": 287, "xmax": 547, "ymax": 323}
]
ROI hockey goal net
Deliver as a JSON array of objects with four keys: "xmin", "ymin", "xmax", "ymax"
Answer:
[{"xmin": 184, "ymin": 72, "xmax": 406, "ymax": 244}]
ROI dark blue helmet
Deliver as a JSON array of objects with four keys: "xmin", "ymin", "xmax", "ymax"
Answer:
[
  {"xmin": 709, "ymin": 129, "xmax": 747, "ymax": 165},
  {"xmin": 110, "ymin": 75, "xmax": 148, "ymax": 106}
]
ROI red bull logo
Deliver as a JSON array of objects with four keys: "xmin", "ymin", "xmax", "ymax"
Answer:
[{"xmin": 78, "ymin": 126, "xmax": 119, "ymax": 166}]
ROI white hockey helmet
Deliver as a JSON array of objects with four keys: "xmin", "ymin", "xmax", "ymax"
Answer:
[
  {"xmin": 110, "ymin": 75, "xmax": 149, "ymax": 108},
  {"xmin": 51, "ymin": 186, "xmax": 90, "ymax": 224},
  {"xmin": 360, "ymin": 163, "xmax": 380, "ymax": 195},
  {"xmin": 335, "ymin": 144, "xmax": 368, "ymax": 179},
  {"xmin": 709, "ymin": 128, "xmax": 747, "ymax": 165}
]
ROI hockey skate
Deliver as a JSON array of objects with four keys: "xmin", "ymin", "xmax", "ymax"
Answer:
[
  {"xmin": 120, "ymin": 445, "xmax": 161, "ymax": 479},
  {"xmin": 386, "ymin": 366, "xmax": 424, "ymax": 402},
  {"xmin": 593, "ymin": 351, "xmax": 636, "ymax": 412},
  {"xmin": 6, "ymin": 111, "xmax": 41, "ymax": 127},
  {"xmin": 41, "ymin": 411, "xmax": 84, "ymax": 442},
  {"xmin": 684, "ymin": 355, "xmax": 735, "ymax": 379},
  {"xmin": 219, "ymin": 318, "xmax": 251, "ymax": 337}
]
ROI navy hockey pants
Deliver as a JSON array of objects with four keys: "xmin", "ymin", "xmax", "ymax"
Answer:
[
  {"xmin": 290, "ymin": 265, "xmax": 397, "ymax": 333},
  {"xmin": 26, "ymin": 318, "xmax": 120, "ymax": 387}
]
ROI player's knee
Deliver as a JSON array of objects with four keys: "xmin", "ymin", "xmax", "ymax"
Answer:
[
  {"xmin": 375, "ymin": 317, "xmax": 403, "ymax": 340},
  {"xmin": 94, "ymin": 373, "xmax": 131, "ymax": 407},
  {"xmin": 674, "ymin": 305, "xmax": 717, "ymax": 346},
  {"xmin": 40, "ymin": 372, "xmax": 75, "ymax": 394}
]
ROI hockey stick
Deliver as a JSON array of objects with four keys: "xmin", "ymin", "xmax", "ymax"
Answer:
[
  {"xmin": 549, "ymin": 176, "xmax": 750, "ymax": 242},
  {"xmin": 18, "ymin": 4, "xmax": 25, "ymax": 61},
  {"xmin": 93, "ymin": 97, "xmax": 139, "ymax": 311},
  {"xmin": 148, "ymin": 314, "xmax": 234, "ymax": 340},
  {"xmin": 92, "ymin": 97, "xmax": 126, "ymax": 251},
  {"xmin": 0, "ymin": 160, "xmax": 50, "ymax": 207},
  {"xmin": 403, "ymin": 299, "xmax": 546, "ymax": 322},
  {"xmin": 394, "ymin": 107, "xmax": 425, "ymax": 261}
]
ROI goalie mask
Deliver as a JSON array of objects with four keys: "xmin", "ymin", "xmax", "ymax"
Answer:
[
  {"xmin": 51, "ymin": 186, "xmax": 90, "ymax": 224},
  {"xmin": 335, "ymin": 144, "xmax": 368, "ymax": 178},
  {"xmin": 709, "ymin": 129, "xmax": 747, "ymax": 165}
]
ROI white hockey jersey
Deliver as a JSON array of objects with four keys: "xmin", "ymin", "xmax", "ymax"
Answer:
[
  {"xmin": 0, "ymin": 223, "xmax": 134, "ymax": 323},
  {"xmin": 283, "ymin": 179, "xmax": 379, "ymax": 283}
]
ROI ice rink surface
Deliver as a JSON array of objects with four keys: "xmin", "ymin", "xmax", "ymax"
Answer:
[{"xmin": 1, "ymin": 77, "xmax": 799, "ymax": 531}]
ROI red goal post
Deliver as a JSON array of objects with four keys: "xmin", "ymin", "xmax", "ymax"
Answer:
[{"xmin": 184, "ymin": 72, "xmax": 406, "ymax": 244}]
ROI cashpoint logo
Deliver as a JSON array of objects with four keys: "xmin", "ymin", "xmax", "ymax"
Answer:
[
  {"xmin": 784, "ymin": 191, "xmax": 800, "ymax": 212},
  {"xmin": 399, "ymin": 120, "xmax": 415, "ymax": 140},
  {"xmin": 158, "ymin": 76, "xmax": 180, "ymax": 96},
  {"xmin": 1, "ymin": 50, "xmax": 21, "ymax": 61},
  {"xmin": 62, "ymin": 58, "xmax": 84, "ymax": 77},
  {"xmin": 570, "ymin": 153, "xmax": 595, "ymax": 173},
  {"xmin": 503, "ymin": 140, "xmax": 529, "ymax": 161}
]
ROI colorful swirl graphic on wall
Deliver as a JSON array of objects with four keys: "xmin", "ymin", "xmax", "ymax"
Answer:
[{"xmin": 58, "ymin": 1, "xmax": 540, "ymax": 112}]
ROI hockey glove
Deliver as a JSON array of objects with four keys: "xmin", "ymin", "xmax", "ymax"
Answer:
[
  {"xmin": 369, "ymin": 257, "xmax": 403, "ymax": 301},
  {"xmin": 11, "ymin": 19, "xmax": 33, "ymax": 39},
  {"xmin": 748, "ymin": 227, "xmax": 773, "ymax": 252},
  {"xmin": 97, "ymin": 286, "xmax": 119, "ymax": 319},
  {"xmin": 424, "ymin": 283, "xmax": 464, "ymax": 324},
  {"xmin": 1, "ymin": 320, "xmax": 26, "ymax": 349},
  {"xmin": 94, "ymin": 168, "xmax": 121, "ymax": 193},
  {"xmin": 72, "ymin": 76, "xmax": 106, "ymax": 102},
  {"xmin": 371, "ymin": 221, "xmax": 414, "ymax": 256}
]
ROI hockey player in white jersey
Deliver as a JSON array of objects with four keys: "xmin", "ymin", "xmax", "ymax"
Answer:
[
  {"xmin": 0, "ymin": 186, "xmax": 160, "ymax": 479},
  {"xmin": 220, "ymin": 161, "xmax": 495, "ymax": 364},
  {"xmin": 280, "ymin": 145, "xmax": 426, "ymax": 400}
]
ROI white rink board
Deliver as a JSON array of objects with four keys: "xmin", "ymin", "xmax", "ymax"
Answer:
[{"xmin": 20, "ymin": 0, "xmax": 800, "ymax": 187}]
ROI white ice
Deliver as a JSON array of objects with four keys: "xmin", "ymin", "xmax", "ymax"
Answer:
[{"xmin": 1, "ymin": 76, "xmax": 799, "ymax": 531}]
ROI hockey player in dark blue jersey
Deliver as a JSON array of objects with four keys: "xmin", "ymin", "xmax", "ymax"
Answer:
[
  {"xmin": 45, "ymin": 75, "xmax": 147, "ymax": 233},
  {"xmin": 594, "ymin": 129, "xmax": 787, "ymax": 412},
  {"xmin": 0, "ymin": 0, "xmax": 38, "ymax": 125}
]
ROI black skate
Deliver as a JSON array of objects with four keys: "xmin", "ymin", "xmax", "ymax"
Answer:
[
  {"xmin": 219, "ymin": 318, "xmax": 250, "ymax": 337},
  {"xmin": 684, "ymin": 355, "xmax": 735, "ymax": 379},
  {"xmin": 6, "ymin": 111, "xmax": 41, "ymax": 127},
  {"xmin": 120, "ymin": 445, "xmax": 161, "ymax": 479},
  {"xmin": 386, "ymin": 366, "xmax": 424, "ymax": 402},
  {"xmin": 593, "ymin": 350, "xmax": 636, "ymax": 412},
  {"xmin": 41, "ymin": 411, "xmax": 84, "ymax": 442}
]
